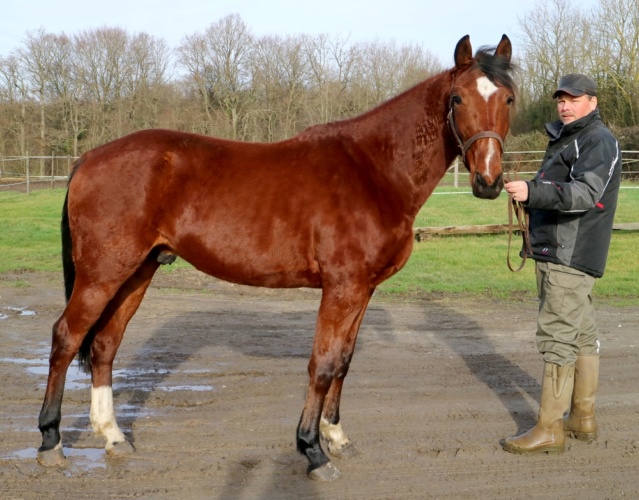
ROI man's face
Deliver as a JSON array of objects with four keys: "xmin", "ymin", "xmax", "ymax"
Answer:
[{"xmin": 556, "ymin": 92, "xmax": 598, "ymax": 125}]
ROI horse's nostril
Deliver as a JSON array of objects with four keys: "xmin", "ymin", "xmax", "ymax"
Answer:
[{"xmin": 475, "ymin": 172, "xmax": 487, "ymax": 187}]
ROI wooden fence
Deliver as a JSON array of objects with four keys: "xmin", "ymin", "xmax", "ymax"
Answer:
[{"xmin": 414, "ymin": 222, "xmax": 639, "ymax": 241}]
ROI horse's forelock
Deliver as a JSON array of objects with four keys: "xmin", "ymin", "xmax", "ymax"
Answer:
[{"xmin": 474, "ymin": 45, "xmax": 517, "ymax": 93}]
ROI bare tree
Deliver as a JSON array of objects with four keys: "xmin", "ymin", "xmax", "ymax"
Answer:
[
  {"xmin": 18, "ymin": 29, "xmax": 60, "ymax": 173},
  {"xmin": 589, "ymin": 0, "xmax": 639, "ymax": 125},
  {"xmin": 177, "ymin": 14, "xmax": 253, "ymax": 139},
  {"xmin": 303, "ymin": 33, "xmax": 358, "ymax": 124},
  {"xmin": 73, "ymin": 27, "xmax": 136, "ymax": 144},
  {"xmin": 515, "ymin": 0, "xmax": 589, "ymax": 130},
  {"xmin": 350, "ymin": 40, "xmax": 441, "ymax": 113},
  {"xmin": 37, "ymin": 32, "xmax": 83, "ymax": 157},
  {"xmin": 0, "ymin": 55, "xmax": 30, "ymax": 158},
  {"xmin": 251, "ymin": 34, "xmax": 311, "ymax": 140},
  {"xmin": 124, "ymin": 33, "xmax": 172, "ymax": 130}
]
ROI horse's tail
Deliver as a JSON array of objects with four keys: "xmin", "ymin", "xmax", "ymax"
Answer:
[
  {"xmin": 62, "ymin": 159, "xmax": 95, "ymax": 374},
  {"xmin": 61, "ymin": 190, "xmax": 75, "ymax": 303}
]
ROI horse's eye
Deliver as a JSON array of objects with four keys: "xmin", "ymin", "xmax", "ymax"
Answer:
[
  {"xmin": 452, "ymin": 95, "xmax": 462, "ymax": 106},
  {"xmin": 507, "ymin": 96, "xmax": 515, "ymax": 105}
]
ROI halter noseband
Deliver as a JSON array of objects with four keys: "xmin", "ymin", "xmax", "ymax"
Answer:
[{"xmin": 447, "ymin": 99, "xmax": 504, "ymax": 168}]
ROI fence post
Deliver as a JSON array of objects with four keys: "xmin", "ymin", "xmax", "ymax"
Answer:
[
  {"xmin": 26, "ymin": 152, "xmax": 30, "ymax": 195},
  {"xmin": 51, "ymin": 150, "xmax": 55, "ymax": 189},
  {"xmin": 454, "ymin": 158, "xmax": 459, "ymax": 188}
]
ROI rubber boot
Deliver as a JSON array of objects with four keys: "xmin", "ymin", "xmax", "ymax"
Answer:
[
  {"xmin": 503, "ymin": 362, "xmax": 574, "ymax": 454},
  {"xmin": 564, "ymin": 355, "xmax": 599, "ymax": 443}
]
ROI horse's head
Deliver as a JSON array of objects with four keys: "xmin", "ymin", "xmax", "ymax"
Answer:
[{"xmin": 448, "ymin": 35, "xmax": 515, "ymax": 199}]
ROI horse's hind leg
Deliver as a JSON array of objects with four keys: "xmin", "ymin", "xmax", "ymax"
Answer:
[
  {"xmin": 88, "ymin": 259, "xmax": 160, "ymax": 456},
  {"xmin": 37, "ymin": 255, "xmax": 159, "ymax": 467},
  {"xmin": 38, "ymin": 282, "xmax": 121, "ymax": 466}
]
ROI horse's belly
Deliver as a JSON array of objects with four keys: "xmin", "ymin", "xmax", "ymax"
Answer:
[
  {"xmin": 173, "ymin": 236, "xmax": 321, "ymax": 289},
  {"xmin": 192, "ymin": 261, "xmax": 322, "ymax": 289}
]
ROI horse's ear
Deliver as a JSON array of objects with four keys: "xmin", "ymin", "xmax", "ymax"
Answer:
[
  {"xmin": 495, "ymin": 34, "xmax": 512, "ymax": 63},
  {"xmin": 454, "ymin": 35, "xmax": 473, "ymax": 68}
]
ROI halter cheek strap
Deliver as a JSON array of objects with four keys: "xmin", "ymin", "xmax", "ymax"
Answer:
[{"xmin": 447, "ymin": 106, "xmax": 504, "ymax": 166}]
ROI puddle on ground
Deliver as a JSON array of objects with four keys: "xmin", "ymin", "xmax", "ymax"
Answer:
[
  {"xmin": 4, "ymin": 403, "xmax": 158, "ymax": 432},
  {"xmin": 4, "ymin": 446, "xmax": 107, "ymax": 471},
  {"xmin": 0, "ymin": 358, "xmax": 92, "ymax": 390},
  {"xmin": 156, "ymin": 385, "xmax": 214, "ymax": 392},
  {"xmin": 0, "ymin": 306, "xmax": 36, "ymax": 319},
  {"xmin": 0, "ymin": 357, "xmax": 217, "ymax": 393}
]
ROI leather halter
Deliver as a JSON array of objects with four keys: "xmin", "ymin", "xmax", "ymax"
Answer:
[{"xmin": 447, "ymin": 99, "xmax": 504, "ymax": 168}]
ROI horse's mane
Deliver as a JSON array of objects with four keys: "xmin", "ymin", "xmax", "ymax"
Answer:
[{"xmin": 473, "ymin": 45, "xmax": 517, "ymax": 93}]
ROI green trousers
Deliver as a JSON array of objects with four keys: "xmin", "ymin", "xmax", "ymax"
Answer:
[{"xmin": 535, "ymin": 261, "xmax": 599, "ymax": 366}]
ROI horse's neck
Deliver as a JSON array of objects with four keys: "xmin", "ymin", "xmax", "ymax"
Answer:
[{"xmin": 345, "ymin": 71, "xmax": 457, "ymax": 217}]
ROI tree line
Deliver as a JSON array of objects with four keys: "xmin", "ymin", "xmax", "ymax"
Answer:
[{"xmin": 1, "ymin": 0, "xmax": 638, "ymax": 177}]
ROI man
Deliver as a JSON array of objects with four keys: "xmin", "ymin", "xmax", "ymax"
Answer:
[{"xmin": 502, "ymin": 73, "xmax": 622, "ymax": 454}]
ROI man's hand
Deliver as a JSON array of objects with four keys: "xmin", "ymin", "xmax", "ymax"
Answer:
[{"xmin": 504, "ymin": 180, "xmax": 529, "ymax": 203}]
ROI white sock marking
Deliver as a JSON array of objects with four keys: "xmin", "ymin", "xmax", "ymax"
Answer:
[
  {"xmin": 90, "ymin": 386, "xmax": 126, "ymax": 446},
  {"xmin": 320, "ymin": 417, "xmax": 351, "ymax": 450}
]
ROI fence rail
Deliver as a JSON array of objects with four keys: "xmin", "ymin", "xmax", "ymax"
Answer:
[
  {"xmin": 413, "ymin": 222, "xmax": 639, "ymax": 240},
  {"xmin": 1, "ymin": 150, "xmax": 639, "ymax": 193},
  {"xmin": 0, "ymin": 154, "xmax": 77, "ymax": 194}
]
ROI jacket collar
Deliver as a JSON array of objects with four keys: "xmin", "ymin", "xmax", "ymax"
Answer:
[{"xmin": 545, "ymin": 109, "xmax": 601, "ymax": 141}]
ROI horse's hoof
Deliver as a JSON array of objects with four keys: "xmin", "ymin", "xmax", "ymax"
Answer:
[
  {"xmin": 37, "ymin": 446, "xmax": 66, "ymax": 467},
  {"xmin": 329, "ymin": 442, "xmax": 358, "ymax": 459},
  {"xmin": 308, "ymin": 461, "xmax": 342, "ymax": 481},
  {"xmin": 106, "ymin": 440, "xmax": 135, "ymax": 457}
]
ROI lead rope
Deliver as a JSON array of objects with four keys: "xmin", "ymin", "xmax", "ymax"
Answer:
[{"xmin": 506, "ymin": 172, "xmax": 532, "ymax": 272}]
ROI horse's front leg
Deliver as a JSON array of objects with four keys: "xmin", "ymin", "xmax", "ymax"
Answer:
[{"xmin": 297, "ymin": 284, "xmax": 372, "ymax": 481}]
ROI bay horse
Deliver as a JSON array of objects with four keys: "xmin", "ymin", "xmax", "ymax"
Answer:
[{"xmin": 37, "ymin": 35, "xmax": 515, "ymax": 480}]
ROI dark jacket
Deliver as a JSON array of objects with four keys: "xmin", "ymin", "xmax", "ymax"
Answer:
[{"xmin": 525, "ymin": 109, "xmax": 621, "ymax": 278}]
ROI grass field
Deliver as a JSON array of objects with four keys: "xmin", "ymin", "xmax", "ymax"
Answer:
[{"xmin": 1, "ymin": 186, "xmax": 638, "ymax": 303}]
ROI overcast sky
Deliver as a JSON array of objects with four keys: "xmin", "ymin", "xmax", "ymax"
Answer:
[{"xmin": 2, "ymin": 0, "xmax": 599, "ymax": 65}]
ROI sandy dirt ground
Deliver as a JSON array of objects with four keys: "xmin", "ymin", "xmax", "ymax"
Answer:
[{"xmin": 1, "ymin": 269, "xmax": 638, "ymax": 499}]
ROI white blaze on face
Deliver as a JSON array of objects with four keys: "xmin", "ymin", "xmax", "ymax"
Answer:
[
  {"xmin": 484, "ymin": 139, "xmax": 498, "ymax": 176},
  {"xmin": 476, "ymin": 76, "xmax": 500, "ymax": 176}
]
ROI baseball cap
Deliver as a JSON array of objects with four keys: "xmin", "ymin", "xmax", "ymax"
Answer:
[{"xmin": 553, "ymin": 73, "xmax": 597, "ymax": 98}]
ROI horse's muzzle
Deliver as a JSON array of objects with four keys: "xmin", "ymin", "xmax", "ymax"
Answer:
[{"xmin": 472, "ymin": 172, "xmax": 503, "ymax": 200}]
